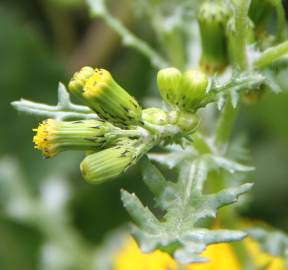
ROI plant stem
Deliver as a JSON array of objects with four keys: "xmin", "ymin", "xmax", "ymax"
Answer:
[
  {"xmin": 87, "ymin": 0, "xmax": 168, "ymax": 69},
  {"xmin": 215, "ymin": 0, "xmax": 250, "ymax": 150},
  {"xmin": 215, "ymin": 1, "xmax": 253, "ymax": 267},
  {"xmin": 233, "ymin": 0, "xmax": 250, "ymax": 70},
  {"xmin": 253, "ymin": 41, "xmax": 288, "ymax": 69},
  {"xmin": 215, "ymin": 100, "xmax": 239, "ymax": 152},
  {"xmin": 11, "ymin": 99, "xmax": 97, "ymax": 121}
]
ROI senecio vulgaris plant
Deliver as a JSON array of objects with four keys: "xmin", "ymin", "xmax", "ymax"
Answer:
[{"xmin": 12, "ymin": 0, "xmax": 288, "ymax": 267}]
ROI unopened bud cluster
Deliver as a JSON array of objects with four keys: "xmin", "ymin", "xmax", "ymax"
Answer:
[
  {"xmin": 33, "ymin": 66, "xmax": 204, "ymax": 184},
  {"xmin": 157, "ymin": 67, "xmax": 209, "ymax": 112}
]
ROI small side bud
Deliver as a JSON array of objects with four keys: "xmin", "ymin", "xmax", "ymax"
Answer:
[
  {"xmin": 177, "ymin": 69, "xmax": 209, "ymax": 112},
  {"xmin": 166, "ymin": 111, "xmax": 199, "ymax": 134},
  {"xmin": 33, "ymin": 119, "xmax": 114, "ymax": 158},
  {"xmin": 197, "ymin": 0, "xmax": 231, "ymax": 74},
  {"xmin": 68, "ymin": 67, "xmax": 142, "ymax": 128},
  {"xmin": 80, "ymin": 139, "xmax": 138, "ymax": 184},
  {"xmin": 142, "ymin": 108, "xmax": 168, "ymax": 126},
  {"xmin": 173, "ymin": 112, "xmax": 199, "ymax": 134},
  {"xmin": 157, "ymin": 67, "xmax": 182, "ymax": 107}
]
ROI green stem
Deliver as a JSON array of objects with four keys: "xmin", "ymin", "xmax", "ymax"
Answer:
[
  {"xmin": 214, "ymin": 1, "xmax": 253, "ymax": 267},
  {"xmin": 215, "ymin": 0, "xmax": 251, "ymax": 150},
  {"xmin": 113, "ymin": 127, "xmax": 149, "ymax": 139},
  {"xmin": 215, "ymin": 100, "xmax": 239, "ymax": 152},
  {"xmin": 233, "ymin": 0, "xmax": 250, "ymax": 70},
  {"xmin": 253, "ymin": 41, "xmax": 288, "ymax": 69}
]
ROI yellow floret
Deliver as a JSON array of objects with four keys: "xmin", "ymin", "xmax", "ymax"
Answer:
[
  {"xmin": 33, "ymin": 119, "xmax": 57, "ymax": 158},
  {"xmin": 83, "ymin": 69, "xmax": 112, "ymax": 98},
  {"xmin": 244, "ymin": 237, "xmax": 285, "ymax": 270}
]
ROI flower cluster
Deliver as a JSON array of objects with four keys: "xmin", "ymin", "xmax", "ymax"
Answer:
[
  {"xmin": 33, "ymin": 67, "xmax": 212, "ymax": 183},
  {"xmin": 33, "ymin": 67, "xmax": 209, "ymax": 184}
]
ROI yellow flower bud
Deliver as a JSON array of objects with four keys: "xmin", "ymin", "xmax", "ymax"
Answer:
[
  {"xmin": 68, "ymin": 67, "xmax": 142, "ymax": 128},
  {"xmin": 33, "ymin": 119, "xmax": 113, "ymax": 158}
]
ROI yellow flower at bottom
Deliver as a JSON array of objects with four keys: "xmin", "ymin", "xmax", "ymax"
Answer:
[
  {"xmin": 114, "ymin": 238, "xmax": 176, "ymax": 270},
  {"xmin": 187, "ymin": 243, "xmax": 241, "ymax": 270},
  {"xmin": 113, "ymin": 237, "xmax": 286, "ymax": 270},
  {"xmin": 244, "ymin": 238, "xmax": 285, "ymax": 270},
  {"xmin": 113, "ymin": 238, "xmax": 240, "ymax": 270}
]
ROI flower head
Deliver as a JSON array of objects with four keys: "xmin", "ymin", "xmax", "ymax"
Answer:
[
  {"xmin": 80, "ymin": 139, "xmax": 141, "ymax": 184},
  {"xmin": 33, "ymin": 119, "xmax": 114, "ymax": 158},
  {"xmin": 68, "ymin": 66, "xmax": 142, "ymax": 128}
]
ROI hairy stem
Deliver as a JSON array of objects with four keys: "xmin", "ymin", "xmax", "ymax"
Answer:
[
  {"xmin": 215, "ymin": 1, "xmax": 252, "ymax": 267},
  {"xmin": 253, "ymin": 40, "xmax": 288, "ymax": 69},
  {"xmin": 233, "ymin": 0, "xmax": 250, "ymax": 70},
  {"xmin": 215, "ymin": 100, "xmax": 239, "ymax": 151},
  {"xmin": 215, "ymin": 0, "xmax": 251, "ymax": 150}
]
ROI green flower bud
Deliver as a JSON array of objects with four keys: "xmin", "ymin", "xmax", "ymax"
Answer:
[
  {"xmin": 169, "ymin": 111, "xmax": 199, "ymax": 134},
  {"xmin": 80, "ymin": 139, "xmax": 138, "ymax": 184},
  {"xmin": 177, "ymin": 69, "xmax": 209, "ymax": 112},
  {"xmin": 142, "ymin": 108, "xmax": 168, "ymax": 126},
  {"xmin": 33, "ymin": 119, "xmax": 115, "ymax": 158},
  {"xmin": 157, "ymin": 67, "xmax": 182, "ymax": 107},
  {"xmin": 68, "ymin": 67, "xmax": 142, "ymax": 128},
  {"xmin": 197, "ymin": 0, "xmax": 231, "ymax": 74}
]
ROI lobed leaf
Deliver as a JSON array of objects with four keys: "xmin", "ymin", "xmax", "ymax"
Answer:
[{"xmin": 121, "ymin": 157, "xmax": 253, "ymax": 263}]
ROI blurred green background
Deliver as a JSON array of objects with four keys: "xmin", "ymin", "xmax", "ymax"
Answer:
[{"xmin": 0, "ymin": 0, "xmax": 287, "ymax": 269}]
